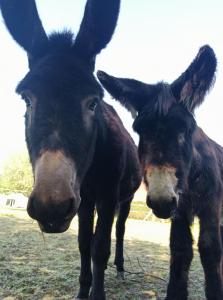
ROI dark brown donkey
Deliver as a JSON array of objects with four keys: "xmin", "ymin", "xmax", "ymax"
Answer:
[
  {"xmin": 0, "ymin": 1, "xmax": 141, "ymax": 299},
  {"xmin": 98, "ymin": 45, "xmax": 223, "ymax": 300}
]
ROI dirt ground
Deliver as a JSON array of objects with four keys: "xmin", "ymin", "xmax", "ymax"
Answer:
[{"xmin": 0, "ymin": 208, "xmax": 205, "ymax": 300}]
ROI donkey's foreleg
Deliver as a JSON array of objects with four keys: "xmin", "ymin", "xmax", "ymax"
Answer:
[
  {"xmin": 198, "ymin": 209, "xmax": 223, "ymax": 300},
  {"xmin": 90, "ymin": 201, "xmax": 116, "ymax": 300},
  {"xmin": 76, "ymin": 199, "xmax": 94, "ymax": 300},
  {"xmin": 165, "ymin": 216, "xmax": 193, "ymax": 300},
  {"xmin": 114, "ymin": 199, "xmax": 131, "ymax": 280}
]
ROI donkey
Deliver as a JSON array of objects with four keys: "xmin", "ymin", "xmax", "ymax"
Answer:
[
  {"xmin": 0, "ymin": 1, "xmax": 141, "ymax": 299},
  {"xmin": 97, "ymin": 45, "xmax": 223, "ymax": 299}
]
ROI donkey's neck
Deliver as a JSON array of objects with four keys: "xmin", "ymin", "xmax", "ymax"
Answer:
[{"xmin": 188, "ymin": 127, "xmax": 223, "ymax": 199}]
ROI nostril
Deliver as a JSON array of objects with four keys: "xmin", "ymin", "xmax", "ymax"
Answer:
[
  {"xmin": 171, "ymin": 197, "xmax": 177, "ymax": 208},
  {"xmin": 146, "ymin": 196, "xmax": 155, "ymax": 209},
  {"xmin": 64, "ymin": 198, "xmax": 75, "ymax": 218},
  {"xmin": 27, "ymin": 196, "xmax": 36, "ymax": 219},
  {"xmin": 27, "ymin": 193, "xmax": 79, "ymax": 222}
]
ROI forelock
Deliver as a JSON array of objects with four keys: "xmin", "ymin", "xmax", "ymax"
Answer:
[
  {"xmin": 133, "ymin": 82, "xmax": 176, "ymax": 133},
  {"xmin": 155, "ymin": 82, "xmax": 176, "ymax": 116},
  {"xmin": 48, "ymin": 30, "xmax": 75, "ymax": 54}
]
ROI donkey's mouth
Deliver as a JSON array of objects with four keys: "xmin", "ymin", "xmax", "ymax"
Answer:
[
  {"xmin": 152, "ymin": 208, "xmax": 172, "ymax": 219},
  {"xmin": 153, "ymin": 193, "xmax": 181, "ymax": 219},
  {"xmin": 147, "ymin": 196, "xmax": 177, "ymax": 219},
  {"xmin": 38, "ymin": 218, "xmax": 73, "ymax": 233}
]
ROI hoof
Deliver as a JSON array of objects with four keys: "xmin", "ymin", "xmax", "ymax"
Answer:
[
  {"xmin": 89, "ymin": 292, "xmax": 106, "ymax": 300},
  {"xmin": 116, "ymin": 271, "xmax": 125, "ymax": 280}
]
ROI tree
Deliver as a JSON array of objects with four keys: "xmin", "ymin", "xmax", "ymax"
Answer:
[{"xmin": 0, "ymin": 151, "xmax": 33, "ymax": 196}]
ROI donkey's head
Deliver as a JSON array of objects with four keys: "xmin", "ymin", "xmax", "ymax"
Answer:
[
  {"xmin": 1, "ymin": 0, "xmax": 120, "ymax": 232},
  {"xmin": 98, "ymin": 45, "xmax": 216, "ymax": 219}
]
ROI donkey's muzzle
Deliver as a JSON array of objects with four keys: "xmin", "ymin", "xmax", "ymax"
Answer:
[{"xmin": 27, "ymin": 150, "xmax": 80, "ymax": 233}]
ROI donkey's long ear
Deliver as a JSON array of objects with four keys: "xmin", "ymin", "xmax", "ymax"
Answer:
[
  {"xmin": 97, "ymin": 71, "xmax": 155, "ymax": 117},
  {"xmin": 0, "ymin": 0, "xmax": 48, "ymax": 65},
  {"xmin": 171, "ymin": 45, "xmax": 217, "ymax": 112},
  {"xmin": 73, "ymin": 0, "xmax": 120, "ymax": 70}
]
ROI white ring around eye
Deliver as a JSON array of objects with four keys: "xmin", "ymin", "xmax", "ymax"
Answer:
[{"xmin": 22, "ymin": 93, "xmax": 32, "ymax": 108}]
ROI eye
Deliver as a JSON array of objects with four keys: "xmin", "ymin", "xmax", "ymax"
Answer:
[
  {"xmin": 88, "ymin": 97, "xmax": 99, "ymax": 112},
  {"xmin": 178, "ymin": 133, "xmax": 185, "ymax": 145},
  {"xmin": 21, "ymin": 93, "xmax": 32, "ymax": 108}
]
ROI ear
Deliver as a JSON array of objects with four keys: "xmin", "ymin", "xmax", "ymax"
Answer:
[
  {"xmin": 73, "ymin": 0, "xmax": 120, "ymax": 70},
  {"xmin": 97, "ymin": 70, "xmax": 155, "ymax": 117},
  {"xmin": 0, "ymin": 0, "xmax": 48, "ymax": 67},
  {"xmin": 171, "ymin": 45, "xmax": 217, "ymax": 112}
]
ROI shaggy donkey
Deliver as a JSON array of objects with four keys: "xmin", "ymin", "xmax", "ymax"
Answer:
[
  {"xmin": 0, "ymin": 0, "xmax": 141, "ymax": 299},
  {"xmin": 98, "ymin": 45, "xmax": 223, "ymax": 300}
]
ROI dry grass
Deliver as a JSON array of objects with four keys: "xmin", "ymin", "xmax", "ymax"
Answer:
[{"xmin": 0, "ymin": 209, "xmax": 205, "ymax": 300}]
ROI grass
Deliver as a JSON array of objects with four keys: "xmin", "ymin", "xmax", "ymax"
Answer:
[{"xmin": 0, "ymin": 208, "xmax": 205, "ymax": 300}]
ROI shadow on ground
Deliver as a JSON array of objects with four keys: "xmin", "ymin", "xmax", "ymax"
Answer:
[{"xmin": 0, "ymin": 214, "xmax": 205, "ymax": 300}]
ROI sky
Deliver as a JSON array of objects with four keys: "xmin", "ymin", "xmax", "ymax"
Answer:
[{"xmin": 0, "ymin": 0, "xmax": 223, "ymax": 170}]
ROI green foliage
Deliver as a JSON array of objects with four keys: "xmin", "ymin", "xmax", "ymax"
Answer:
[{"xmin": 0, "ymin": 151, "xmax": 33, "ymax": 196}]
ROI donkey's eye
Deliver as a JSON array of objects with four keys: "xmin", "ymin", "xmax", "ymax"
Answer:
[
  {"xmin": 178, "ymin": 133, "xmax": 185, "ymax": 145},
  {"xmin": 88, "ymin": 98, "xmax": 98, "ymax": 112},
  {"xmin": 22, "ymin": 94, "xmax": 32, "ymax": 108}
]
